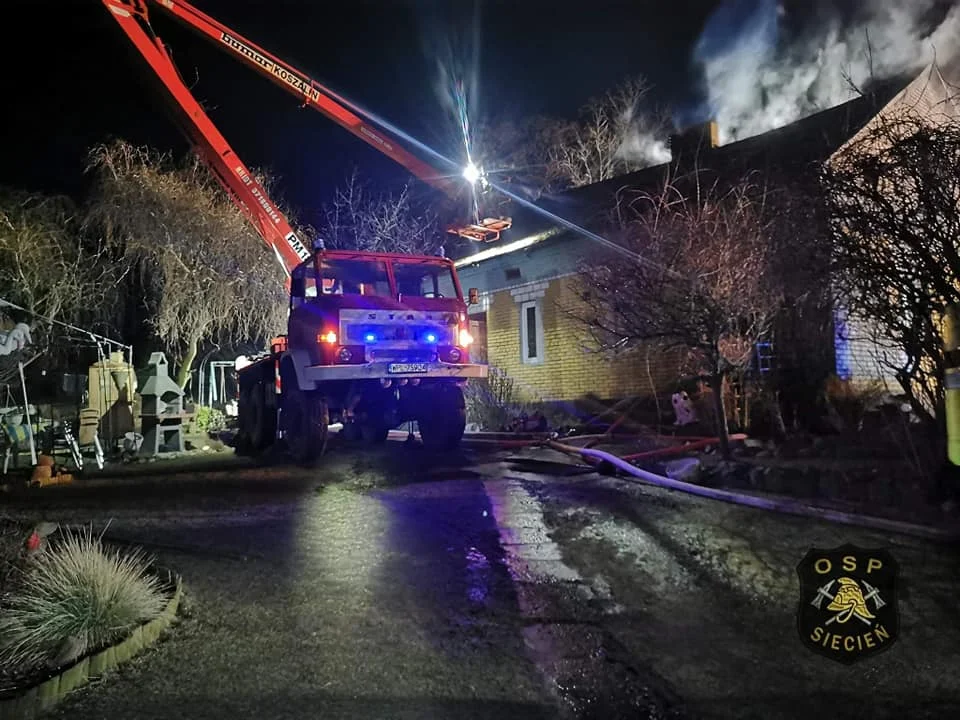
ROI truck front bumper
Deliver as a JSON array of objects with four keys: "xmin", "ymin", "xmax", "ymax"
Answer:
[{"xmin": 302, "ymin": 361, "xmax": 488, "ymax": 383}]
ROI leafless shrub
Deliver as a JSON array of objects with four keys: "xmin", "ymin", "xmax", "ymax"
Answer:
[
  {"xmin": 822, "ymin": 375, "xmax": 887, "ymax": 431},
  {"xmin": 464, "ymin": 366, "xmax": 522, "ymax": 430},
  {"xmin": 822, "ymin": 101, "xmax": 960, "ymax": 431},
  {"xmin": 564, "ymin": 174, "xmax": 782, "ymax": 457}
]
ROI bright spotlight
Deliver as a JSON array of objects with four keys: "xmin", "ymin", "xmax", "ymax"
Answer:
[{"xmin": 463, "ymin": 162, "xmax": 480, "ymax": 185}]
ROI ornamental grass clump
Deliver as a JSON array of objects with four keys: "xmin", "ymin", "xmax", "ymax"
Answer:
[{"xmin": 0, "ymin": 528, "xmax": 167, "ymax": 670}]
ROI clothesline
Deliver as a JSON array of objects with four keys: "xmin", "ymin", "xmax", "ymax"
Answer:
[{"xmin": 0, "ymin": 298, "xmax": 131, "ymax": 356}]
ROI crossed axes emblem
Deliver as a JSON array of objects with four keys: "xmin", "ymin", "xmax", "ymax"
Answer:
[{"xmin": 811, "ymin": 577, "xmax": 886, "ymax": 626}]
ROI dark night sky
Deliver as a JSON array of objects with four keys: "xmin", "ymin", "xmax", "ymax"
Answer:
[{"xmin": 2, "ymin": 0, "xmax": 720, "ymax": 222}]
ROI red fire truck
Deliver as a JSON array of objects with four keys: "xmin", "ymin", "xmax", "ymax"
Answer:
[{"xmin": 101, "ymin": 0, "xmax": 509, "ymax": 460}]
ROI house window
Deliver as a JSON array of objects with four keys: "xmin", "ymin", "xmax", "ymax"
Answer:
[
  {"xmin": 520, "ymin": 300, "xmax": 544, "ymax": 364},
  {"xmin": 755, "ymin": 341, "xmax": 775, "ymax": 374}
]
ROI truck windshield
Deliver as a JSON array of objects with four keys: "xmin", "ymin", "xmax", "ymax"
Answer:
[
  {"xmin": 317, "ymin": 258, "xmax": 391, "ymax": 296},
  {"xmin": 393, "ymin": 262, "xmax": 458, "ymax": 299}
]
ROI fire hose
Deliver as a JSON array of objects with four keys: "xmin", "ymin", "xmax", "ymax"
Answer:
[
  {"xmin": 618, "ymin": 434, "xmax": 747, "ymax": 461},
  {"xmin": 547, "ymin": 440, "xmax": 959, "ymax": 543}
]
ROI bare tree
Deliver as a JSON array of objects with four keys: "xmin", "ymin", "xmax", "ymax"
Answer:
[
  {"xmin": 319, "ymin": 169, "xmax": 440, "ymax": 254},
  {"xmin": 472, "ymin": 116, "xmax": 556, "ymax": 202},
  {"xmin": 0, "ymin": 190, "xmax": 118, "ymax": 379},
  {"xmin": 822, "ymin": 105, "xmax": 960, "ymax": 431},
  {"xmin": 565, "ymin": 175, "xmax": 782, "ymax": 457},
  {"xmin": 85, "ymin": 140, "xmax": 288, "ymax": 388},
  {"xmin": 471, "ymin": 77, "xmax": 671, "ymax": 202},
  {"xmin": 543, "ymin": 77, "xmax": 672, "ymax": 190}
]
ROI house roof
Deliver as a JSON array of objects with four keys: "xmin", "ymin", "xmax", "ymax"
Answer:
[
  {"xmin": 832, "ymin": 54, "xmax": 960, "ymax": 161},
  {"xmin": 451, "ymin": 72, "xmax": 915, "ymax": 272}
]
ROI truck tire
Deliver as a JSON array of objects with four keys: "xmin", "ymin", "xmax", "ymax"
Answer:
[
  {"xmin": 282, "ymin": 388, "xmax": 329, "ymax": 463},
  {"xmin": 418, "ymin": 384, "xmax": 466, "ymax": 450}
]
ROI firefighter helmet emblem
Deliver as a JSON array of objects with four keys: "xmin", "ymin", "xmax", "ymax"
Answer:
[{"xmin": 796, "ymin": 544, "xmax": 899, "ymax": 665}]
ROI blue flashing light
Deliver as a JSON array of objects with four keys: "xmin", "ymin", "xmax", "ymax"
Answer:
[
  {"xmin": 424, "ymin": 332, "xmax": 438, "ymax": 343},
  {"xmin": 364, "ymin": 333, "xmax": 377, "ymax": 343}
]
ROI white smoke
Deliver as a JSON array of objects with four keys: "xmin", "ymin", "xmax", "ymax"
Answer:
[
  {"xmin": 698, "ymin": 0, "xmax": 960, "ymax": 145},
  {"xmin": 617, "ymin": 128, "xmax": 673, "ymax": 167},
  {"xmin": 616, "ymin": 107, "xmax": 673, "ymax": 167},
  {"xmin": 608, "ymin": 82, "xmax": 674, "ymax": 169}
]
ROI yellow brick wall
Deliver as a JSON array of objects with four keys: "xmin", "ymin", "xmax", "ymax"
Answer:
[{"xmin": 483, "ymin": 276, "xmax": 683, "ymax": 402}]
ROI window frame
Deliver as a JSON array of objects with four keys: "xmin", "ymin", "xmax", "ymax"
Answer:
[
  {"xmin": 315, "ymin": 258, "xmax": 391, "ymax": 297},
  {"xmin": 392, "ymin": 262, "xmax": 458, "ymax": 299},
  {"xmin": 520, "ymin": 299, "xmax": 545, "ymax": 365}
]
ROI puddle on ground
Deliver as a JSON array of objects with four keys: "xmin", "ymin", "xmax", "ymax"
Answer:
[
  {"xmin": 505, "ymin": 457, "xmax": 595, "ymax": 477},
  {"xmin": 465, "ymin": 545, "xmax": 491, "ymax": 604}
]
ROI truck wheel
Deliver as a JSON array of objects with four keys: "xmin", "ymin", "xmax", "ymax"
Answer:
[
  {"xmin": 418, "ymin": 384, "xmax": 466, "ymax": 450},
  {"xmin": 283, "ymin": 388, "xmax": 329, "ymax": 463}
]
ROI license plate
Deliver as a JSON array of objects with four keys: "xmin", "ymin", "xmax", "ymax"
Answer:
[{"xmin": 387, "ymin": 362, "xmax": 428, "ymax": 374}]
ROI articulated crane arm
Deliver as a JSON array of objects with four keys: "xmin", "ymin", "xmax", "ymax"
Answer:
[
  {"xmin": 102, "ymin": 0, "xmax": 311, "ymax": 275},
  {"xmin": 105, "ymin": 0, "xmax": 511, "ymax": 244}
]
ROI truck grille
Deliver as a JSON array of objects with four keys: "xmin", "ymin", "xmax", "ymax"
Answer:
[
  {"xmin": 343, "ymin": 323, "xmax": 453, "ymax": 344},
  {"xmin": 368, "ymin": 348, "xmax": 438, "ymax": 363}
]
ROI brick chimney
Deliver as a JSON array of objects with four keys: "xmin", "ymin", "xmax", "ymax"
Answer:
[{"xmin": 669, "ymin": 120, "xmax": 720, "ymax": 164}]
